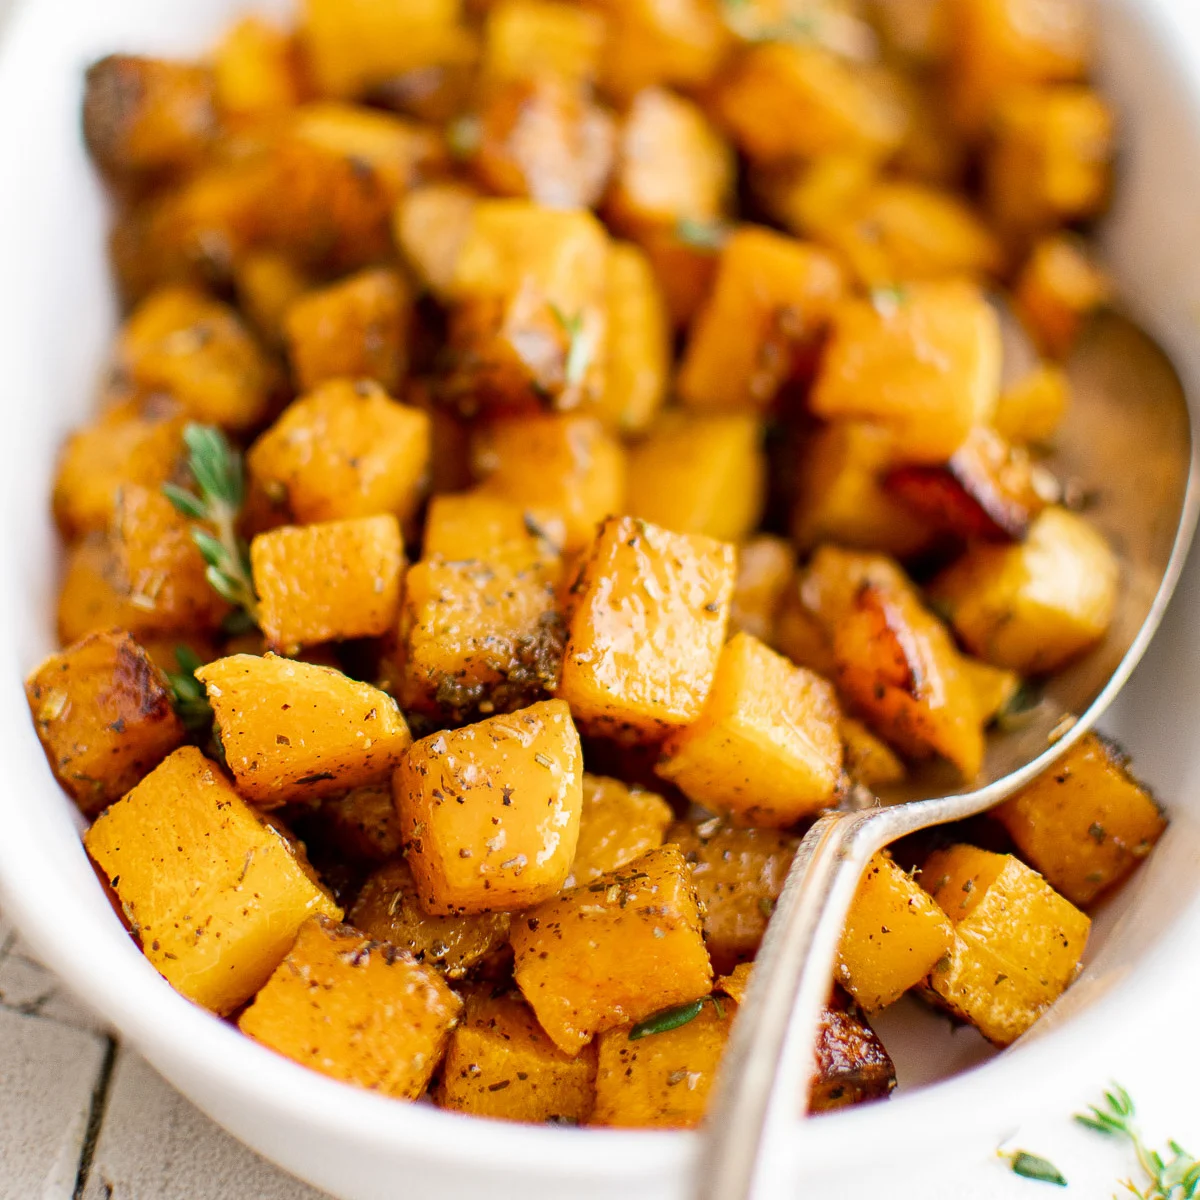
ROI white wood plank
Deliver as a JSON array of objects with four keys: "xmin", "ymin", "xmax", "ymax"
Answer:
[{"xmin": 0, "ymin": 941, "xmax": 108, "ymax": 1033}]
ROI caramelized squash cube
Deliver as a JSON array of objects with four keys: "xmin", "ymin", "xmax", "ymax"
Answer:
[
  {"xmin": 284, "ymin": 267, "xmax": 413, "ymax": 394},
  {"xmin": 668, "ymin": 819, "xmax": 798, "ymax": 972},
  {"xmin": 635, "ymin": 224, "xmax": 721, "ymax": 331},
  {"xmin": 840, "ymin": 718, "xmax": 906, "ymax": 788},
  {"xmin": 213, "ymin": 16, "xmax": 300, "ymax": 118},
  {"xmin": 729, "ymin": 534, "xmax": 794, "ymax": 646},
  {"xmin": 809, "ymin": 988, "xmax": 897, "ymax": 1111},
  {"xmin": 484, "ymin": 0, "xmax": 607, "ymax": 85},
  {"xmin": 56, "ymin": 538, "xmax": 145, "ymax": 646},
  {"xmin": 251, "ymin": 515, "xmax": 405, "ymax": 654},
  {"xmin": 930, "ymin": 506, "xmax": 1118, "ymax": 674},
  {"xmin": 247, "ymin": 380, "xmax": 431, "ymax": 525},
  {"xmin": 995, "ymin": 732, "xmax": 1167, "ymax": 906},
  {"xmin": 994, "ymin": 364, "xmax": 1070, "ymax": 446},
  {"xmin": 85, "ymin": 747, "xmax": 341, "ymax": 1014},
  {"xmin": 26, "ymin": 630, "xmax": 185, "ymax": 815},
  {"xmin": 233, "ymin": 253, "xmax": 314, "ymax": 350},
  {"xmin": 436, "ymin": 990, "xmax": 597, "ymax": 1122},
  {"xmin": 678, "ymin": 227, "xmax": 846, "ymax": 413},
  {"xmin": 511, "ymin": 845, "xmax": 712, "ymax": 1053},
  {"xmin": 658, "ymin": 633, "xmax": 844, "ymax": 827},
  {"xmin": 558, "ymin": 516, "xmax": 736, "ymax": 738},
  {"xmin": 565, "ymin": 774, "xmax": 674, "ymax": 887},
  {"xmin": 396, "ymin": 700, "xmax": 583, "ymax": 915},
  {"xmin": 196, "ymin": 653, "xmax": 412, "ymax": 806},
  {"xmin": 422, "ymin": 492, "xmax": 565, "ymax": 569},
  {"xmin": 349, "ymin": 859, "xmax": 511, "ymax": 978},
  {"xmin": 239, "ymin": 914, "xmax": 461, "ymax": 1097},
  {"xmin": 837, "ymin": 852, "xmax": 954, "ymax": 1012},
  {"xmin": 313, "ymin": 784, "xmax": 404, "ymax": 863},
  {"xmin": 922, "ymin": 844, "xmax": 1091, "ymax": 1045},
  {"xmin": 393, "ymin": 182, "xmax": 479, "ymax": 298},
  {"xmin": 810, "ymin": 281, "xmax": 1002, "ymax": 463},
  {"xmin": 1014, "ymin": 234, "xmax": 1111, "ymax": 359}
]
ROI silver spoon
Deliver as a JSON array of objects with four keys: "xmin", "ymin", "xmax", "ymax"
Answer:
[{"xmin": 696, "ymin": 308, "xmax": 1199, "ymax": 1200}]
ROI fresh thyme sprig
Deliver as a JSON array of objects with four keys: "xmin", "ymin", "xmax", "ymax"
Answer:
[
  {"xmin": 1002, "ymin": 1150, "xmax": 1068, "ymax": 1187},
  {"xmin": 164, "ymin": 645, "xmax": 213, "ymax": 735},
  {"xmin": 1076, "ymin": 1086, "xmax": 1200, "ymax": 1199},
  {"xmin": 548, "ymin": 304, "xmax": 596, "ymax": 389},
  {"xmin": 628, "ymin": 994, "xmax": 726, "ymax": 1041},
  {"xmin": 163, "ymin": 423, "xmax": 259, "ymax": 625}
]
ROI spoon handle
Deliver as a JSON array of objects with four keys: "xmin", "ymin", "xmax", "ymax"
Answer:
[{"xmin": 694, "ymin": 806, "xmax": 884, "ymax": 1200}]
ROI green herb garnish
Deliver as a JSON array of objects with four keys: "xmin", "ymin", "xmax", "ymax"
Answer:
[
  {"xmin": 164, "ymin": 645, "xmax": 213, "ymax": 736},
  {"xmin": 1003, "ymin": 1151, "xmax": 1068, "ymax": 1187},
  {"xmin": 163, "ymin": 423, "xmax": 259, "ymax": 625},
  {"xmin": 674, "ymin": 217, "xmax": 730, "ymax": 253},
  {"xmin": 445, "ymin": 114, "xmax": 481, "ymax": 161},
  {"xmin": 870, "ymin": 284, "xmax": 910, "ymax": 315},
  {"xmin": 548, "ymin": 305, "xmax": 595, "ymax": 389},
  {"xmin": 628, "ymin": 995, "xmax": 725, "ymax": 1041},
  {"xmin": 994, "ymin": 681, "xmax": 1044, "ymax": 733}
]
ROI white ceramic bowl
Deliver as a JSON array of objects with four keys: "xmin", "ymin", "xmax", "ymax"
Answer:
[{"xmin": 3, "ymin": 2, "xmax": 1200, "ymax": 1197}]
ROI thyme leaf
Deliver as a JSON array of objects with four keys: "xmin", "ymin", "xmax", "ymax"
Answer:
[
  {"xmin": 164, "ymin": 645, "xmax": 214, "ymax": 736},
  {"xmin": 627, "ymin": 994, "xmax": 726, "ymax": 1041},
  {"xmin": 674, "ymin": 217, "xmax": 730, "ymax": 253},
  {"xmin": 548, "ymin": 304, "xmax": 595, "ymax": 389},
  {"xmin": 1005, "ymin": 1151, "xmax": 1068, "ymax": 1187}
]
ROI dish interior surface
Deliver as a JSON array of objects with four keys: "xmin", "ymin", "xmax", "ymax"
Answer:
[{"xmin": 2, "ymin": 1, "xmax": 1200, "ymax": 1197}]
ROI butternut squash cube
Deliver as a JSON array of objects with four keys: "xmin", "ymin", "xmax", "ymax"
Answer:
[
  {"xmin": 810, "ymin": 281, "xmax": 1002, "ymax": 464},
  {"xmin": 472, "ymin": 414, "xmax": 626, "ymax": 551},
  {"xmin": 196, "ymin": 653, "xmax": 412, "ymax": 806},
  {"xmin": 635, "ymin": 224, "xmax": 721, "ymax": 331},
  {"xmin": 626, "ymin": 414, "xmax": 765, "ymax": 542},
  {"xmin": 85, "ymin": 747, "xmax": 341, "ymax": 1014},
  {"xmin": 436, "ymin": 990, "xmax": 597, "ymax": 1122},
  {"xmin": 422, "ymin": 492, "xmax": 565, "ymax": 569},
  {"xmin": 444, "ymin": 201, "xmax": 610, "ymax": 414},
  {"xmin": 239, "ymin": 915, "xmax": 461, "ymax": 1097},
  {"xmin": 396, "ymin": 700, "xmax": 583, "ymax": 915},
  {"xmin": 213, "ymin": 16, "xmax": 298, "ymax": 119},
  {"xmin": 26, "ymin": 630, "xmax": 185, "ymax": 815},
  {"xmin": 668, "ymin": 819, "xmax": 798, "ymax": 972},
  {"xmin": 251, "ymin": 515, "xmax": 405, "ymax": 655},
  {"xmin": 840, "ymin": 717, "xmax": 906, "ymax": 788},
  {"xmin": 565, "ymin": 774, "xmax": 674, "ymax": 887},
  {"xmin": 756, "ymin": 153, "xmax": 878, "ymax": 243},
  {"xmin": 994, "ymin": 364, "xmax": 1070, "ymax": 446},
  {"xmin": 284, "ymin": 267, "xmax": 412, "ymax": 394},
  {"xmin": 56, "ymin": 538, "xmax": 149, "ymax": 646},
  {"xmin": 247, "ymin": 379, "xmax": 431, "ymax": 525},
  {"xmin": 233, "ymin": 253, "xmax": 314, "ymax": 350},
  {"xmin": 930, "ymin": 506, "xmax": 1118, "ymax": 674},
  {"xmin": 678, "ymin": 226, "xmax": 846, "ymax": 413},
  {"xmin": 659, "ymin": 633, "xmax": 844, "ymax": 827},
  {"xmin": 591, "ymin": 996, "xmax": 732, "ymax": 1128},
  {"xmin": 115, "ymin": 286, "xmax": 276, "ymax": 433},
  {"xmin": 922, "ymin": 844, "xmax": 1091, "ymax": 1046},
  {"xmin": 511, "ymin": 845, "xmax": 712, "ymax": 1054},
  {"xmin": 729, "ymin": 534, "xmax": 794, "ymax": 646},
  {"xmin": 313, "ymin": 784, "xmax": 404, "ymax": 863},
  {"xmin": 606, "ymin": 88, "xmax": 733, "ymax": 233},
  {"xmin": 484, "ymin": 0, "xmax": 606, "ymax": 85},
  {"xmin": 398, "ymin": 558, "xmax": 564, "ymax": 720},
  {"xmin": 393, "ymin": 182, "xmax": 478, "ymax": 298},
  {"xmin": 713, "ymin": 43, "xmax": 906, "ymax": 165},
  {"xmin": 995, "ymin": 732, "xmax": 1167, "ymax": 907},
  {"xmin": 1014, "ymin": 234, "xmax": 1111, "ymax": 359},
  {"xmin": 349, "ymin": 859, "xmax": 511, "ymax": 978},
  {"xmin": 837, "ymin": 852, "xmax": 954, "ymax": 1012},
  {"xmin": 959, "ymin": 656, "xmax": 1022, "ymax": 726},
  {"xmin": 558, "ymin": 516, "xmax": 736, "ymax": 738}
]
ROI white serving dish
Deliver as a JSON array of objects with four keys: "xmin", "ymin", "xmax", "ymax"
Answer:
[{"xmin": 2, "ymin": 1, "xmax": 1200, "ymax": 1197}]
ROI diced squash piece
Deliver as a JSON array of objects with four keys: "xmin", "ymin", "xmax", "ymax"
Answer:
[
  {"xmin": 590, "ymin": 240, "xmax": 669, "ymax": 434},
  {"xmin": 871, "ymin": 0, "xmax": 950, "ymax": 64},
  {"xmin": 393, "ymin": 183, "xmax": 479, "ymax": 298},
  {"xmin": 922, "ymin": 844, "xmax": 1091, "ymax": 1045},
  {"xmin": 798, "ymin": 544, "xmax": 913, "ymax": 635},
  {"xmin": 396, "ymin": 701, "xmax": 583, "ymax": 915},
  {"xmin": 668, "ymin": 819, "xmax": 798, "ymax": 972},
  {"xmin": 591, "ymin": 996, "xmax": 732, "ymax": 1128},
  {"xmin": 213, "ymin": 16, "xmax": 300, "ymax": 118},
  {"xmin": 349, "ymin": 859, "xmax": 511, "ymax": 978},
  {"xmin": 810, "ymin": 281, "xmax": 1002, "ymax": 463},
  {"xmin": 26, "ymin": 630, "xmax": 185, "ymax": 816},
  {"xmin": 234, "ymin": 253, "xmax": 314, "ymax": 349},
  {"xmin": 837, "ymin": 852, "xmax": 954, "ymax": 1011},
  {"xmin": 994, "ymin": 364, "xmax": 1070, "ymax": 446},
  {"xmin": 444, "ymin": 201, "xmax": 609, "ymax": 414},
  {"xmin": 56, "ymin": 538, "xmax": 145, "ymax": 646},
  {"xmin": 755, "ymin": 153, "xmax": 878, "ymax": 243},
  {"xmin": 809, "ymin": 987, "xmax": 898, "ymax": 1111},
  {"xmin": 791, "ymin": 422, "xmax": 933, "ymax": 557},
  {"xmin": 658, "ymin": 633, "xmax": 844, "ymax": 827},
  {"xmin": 423, "ymin": 492, "xmax": 565, "ymax": 568},
  {"xmin": 565, "ymin": 774, "xmax": 674, "ymax": 887},
  {"xmin": 995, "ymin": 732, "xmax": 1167, "ymax": 906},
  {"xmin": 300, "ymin": 0, "xmax": 475, "ymax": 99},
  {"xmin": 774, "ymin": 585, "xmax": 837, "ymax": 679},
  {"xmin": 436, "ymin": 990, "xmax": 597, "ymax": 1122},
  {"xmin": 558, "ymin": 516, "xmax": 736, "ymax": 738},
  {"xmin": 196, "ymin": 653, "xmax": 412, "ymax": 806},
  {"xmin": 284, "ymin": 267, "xmax": 412, "ymax": 394},
  {"xmin": 313, "ymin": 784, "xmax": 404, "ymax": 863},
  {"xmin": 83, "ymin": 55, "xmax": 216, "ymax": 176},
  {"xmin": 626, "ymin": 414, "xmax": 766, "ymax": 542},
  {"xmin": 986, "ymin": 85, "xmax": 1114, "ymax": 238},
  {"xmin": 606, "ymin": 89, "xmax": 733, "ymax": 233},
  {"xmin": 678, "ymin": 227, "xmax": 846, "ymax": 412},
  {"xmin": 247, "ymin": 379, "xmax": 431, "ymax": 525},
  {"xmin": 1014, "ymin": 234, "xmax": 1112, "ymax": 359},
  {"xmin": 511, "ymin": 845, "xmax": 712, "ymax": 1054},
  {"xmin": 929, "ymin": 506, "xmax": 1118, "ymax": 674},
  {"xmin": 840, "ymin": 717, "xmax": 906, "ymax": 788},
  {"xmin": 53, "ymin": 399, "xmax": 187, "ymax": 539},
  {"xmin": 85, "ymin": 747, "xmax": 341, "ymax": 1014},
  {"xmin": 729, "ymin": 534, "xmax": 794, "ymax": 645},
  {"xmin": 715, "ymin": 961, "xmax": 752, "ymax": 1005},
  {"xmin": 635, "ymin": 224, "xmax": 721, "ymax": 330},
  {"xmin": 883, "ymin": 425, "xmax": 1056, "ymax": 542},
  {"xmin": 472, "ymin": 76, "xmax": 616, "ymax": 211},
  {"xmin": 960, "ymin": 656, "xmax": 1022, "ymax": 725},
  {"xmin": 137, "ymin": 633, "xmax": 219, "ymax": 679},
  {"xmin": 239, "ymin": 914, "xmax": 461, "ymax": 1097},
  {"xmin": 251, "ymin": 515, "xmax": 405, "ymax": 654},
  {"xmin": 484, "ymin": 0, "xmax": 607, "ymax": 85},
  {"xmin": 471, "ymin": 414, "xmax": 625, "ymax": 551},
  {"xmin": 397, "ymin": 558, "xmax": 564, "ymax": 720},
  {"xmin": 713, "ymin": 43, "xmax": 906, "ymax": 165}
]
